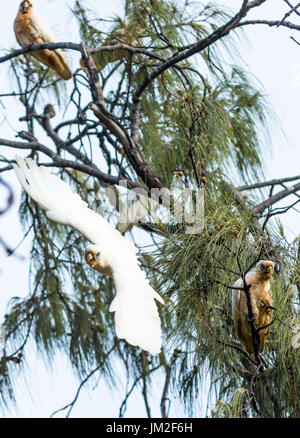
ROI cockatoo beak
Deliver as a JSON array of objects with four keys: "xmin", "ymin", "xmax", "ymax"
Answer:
[
  {"xmin": 86, "ymin": 252, "xmax": 94, "ymax": 263},
  {"xmin": 85, "ymin": 249, "xmax": 100, "ymax": 267},
  {"xmin": 260, "ymin": 261, "xmax": 274, "ymax": 279},
  {"xmin": 21, "ymin": 1, "xmax": 31, "ymax": 13}
]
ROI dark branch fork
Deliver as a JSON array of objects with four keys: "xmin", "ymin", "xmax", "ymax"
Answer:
[
  {"xmin": 79, "ymin": 46, "xmax": 171, "ymax": 197},
  {"xmin": 0, "ymin": 138, "xmax": 143, "ymax": 190}
]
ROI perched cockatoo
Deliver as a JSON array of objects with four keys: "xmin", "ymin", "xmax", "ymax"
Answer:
[
  {"xmin": 232, "ymin": 260, "xmax": 275, "ymax": 355},
  {"xmin": 13, "ymin": 157, "xmax": 164, "ymax": 355},
  {"xmin": 14, "ymin": 1, "xmax": 72, "ymax": 80}
]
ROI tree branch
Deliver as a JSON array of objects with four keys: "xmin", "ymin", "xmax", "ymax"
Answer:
[
  {"xmin": 252, "ymin": 180, "xmax": 300, "ymax": 214},
  {"xmin": 238, "ymin": 174, "xmax": 300, "ymax": 191},
  {"xmin": 0, "ymin": 138, "xmax": 143, "ymax": 190}
]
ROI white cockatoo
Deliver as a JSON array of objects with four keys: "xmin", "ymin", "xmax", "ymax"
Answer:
[
  {"xmin": 14, "ymin": 1, "xmax": 72, "ymax": 80},
  {"xmin": 232, "ymin": 260, "xmax": 275, "ymax": 355},
  {"xmin": 13, "ymin": 157, "xmax": 164, "ymax": 355}
]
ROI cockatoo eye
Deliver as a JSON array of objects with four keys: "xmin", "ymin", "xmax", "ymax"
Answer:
[
  {"xmin": 260, "ymin": 263, "xmax": 265, "ymax": 272},
  {"xmin": 96, "ymin": 252, "xmax": 100, "ymax": 259},
  {"xmin": 86, "ymin": 253, "xmax": 94, "ymax": 263}
]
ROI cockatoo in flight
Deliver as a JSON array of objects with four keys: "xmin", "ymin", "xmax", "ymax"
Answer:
[
  {"xmin": 232, "ymin": 260, "xmax": 275, "ymax": 355},
  {"xmin": 13, "ymin": 158, "xmax": 164, "ymax": 355},
  {"xmin": 14, "ymin": 1, "xmax": 72, "ymax": 80}
]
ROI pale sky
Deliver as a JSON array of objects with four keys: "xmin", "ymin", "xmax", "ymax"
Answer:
[{"xmin": 1, "ymin": 0, "xmax": 300, "ymax": 418}]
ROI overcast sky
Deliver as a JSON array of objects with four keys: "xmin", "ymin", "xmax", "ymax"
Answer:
[{"xmin": 1, "ymin": 0, "xmax": 300, "ymax": 418}]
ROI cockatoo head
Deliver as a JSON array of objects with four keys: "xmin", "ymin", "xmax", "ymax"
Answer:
[
  {"xmin": 84, "ymin": 245, "xmax": 113, "ymax": 277},
  {"xmin": 19, "ymin": 1, "xmax": 33, "ymax": 14},
  {"xmin": 254, "ymin": 260, "xmax": 275, "ymax": 280},
  {"xmin": 85, "ymin": 245, "xmax": 101, "ymax": 269}
]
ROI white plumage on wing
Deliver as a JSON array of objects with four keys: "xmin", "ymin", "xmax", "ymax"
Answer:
[{"xmin": 13, "ymin": 157, "xmax": 164, "ymax": 355}]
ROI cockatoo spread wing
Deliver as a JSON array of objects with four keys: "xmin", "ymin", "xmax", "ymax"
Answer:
[{"xmin": 13, "ymin": 157, "xmax": 164, "ymax": 355}]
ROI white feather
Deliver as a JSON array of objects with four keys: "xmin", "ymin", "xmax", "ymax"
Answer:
[
  {"xmin": 13, "ymin": 157, "xmax": 164, "ymax": 355},
  {"xmin": 29, "ymin": 11, "xmax": 69, "ymax": 65},
  {"xmin": 29, "ymin": 11, "xmax": 57, "ymax": 44}
]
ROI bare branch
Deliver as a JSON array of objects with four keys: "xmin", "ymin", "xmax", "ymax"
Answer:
[
  {"xmin": 238, "ymin": 174, "xmax": 300, "ymax": 191},
  {"xmin": 252, "ymin": 181, "xmax": 300, "ymax": 214},
  {"xmin": 237, "ymin": 19, "xmax": 300, "ymax": 31},
  {"xmin": 0, "ymin": 42, "xmax": 83, "ymax": 65},
  {"xmin": 0, "ymin": 138, "xmax": 143, "ymax": 190}
]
